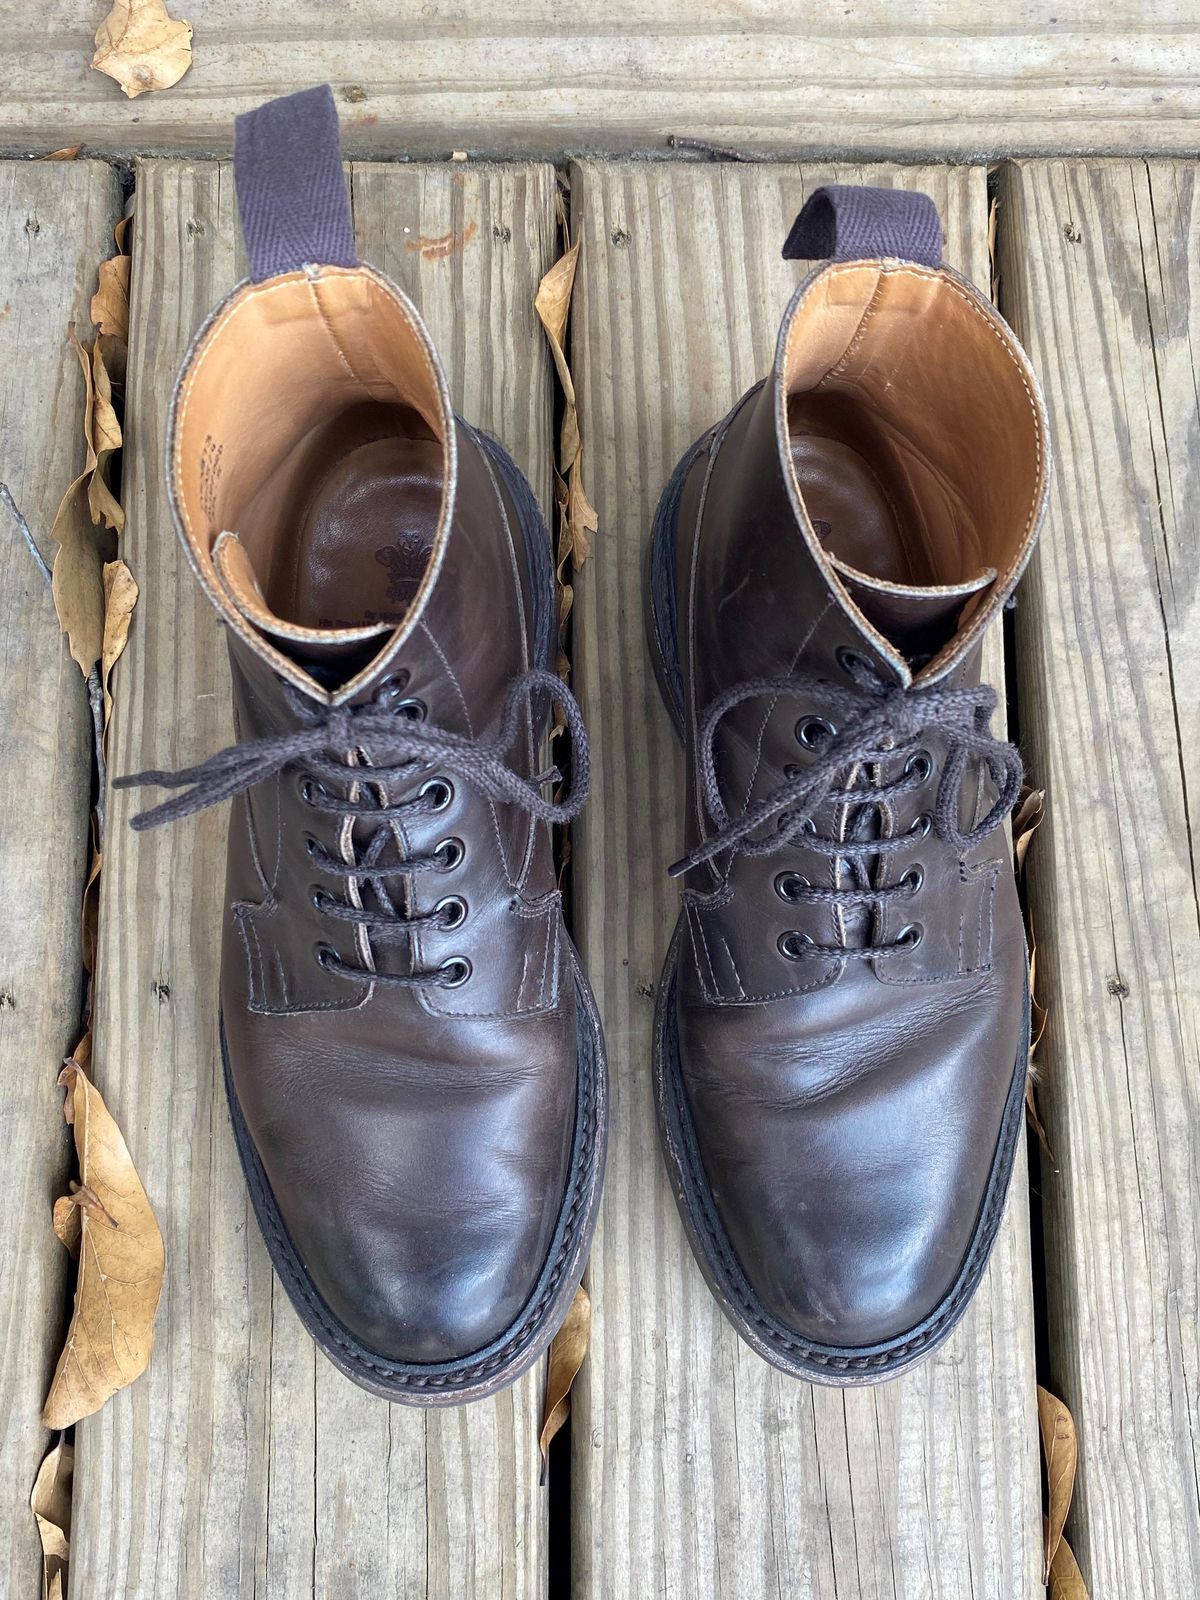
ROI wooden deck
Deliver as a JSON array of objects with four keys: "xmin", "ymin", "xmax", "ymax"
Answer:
[
  {"xmin": 0, "ymin": 72, "xmax": 1198, "ymax": 1600},
  {"xmin": 2, "ymin": 5, "xmax": 1200, "ymax": 160}
]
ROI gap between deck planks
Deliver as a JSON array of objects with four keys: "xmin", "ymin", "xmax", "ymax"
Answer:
[
  {"xmin": 567, "ymin": 161, "xmax": 1042, "ymax": 1600},
  {"xmin": 0, "ymin": 158, "xmax": 121, "ymax": 1600},
  {"xmin": 75, "ymin": 159, "xmax": 557, "ymax": 1599},
  {"xmin": 2, "ymin": 3, "xmax": 1200, "ymax": 162},
  {"xmin": 997, "ymin": 159, "xmax": 1200, "ymax": 1600}
]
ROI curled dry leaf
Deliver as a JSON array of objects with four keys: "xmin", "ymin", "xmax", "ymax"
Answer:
[
  {"xmin": 42, "ymin": 1063, "xmax": 165, "ymax": 1430},
  {"xmin": 1037, "ymin": 1385, "xmax": 1078, "ymax": 1582},
  {"xmin": 30, "ymin": 1436, "xmax": 73, "ymax": 1600},
  {"xmin": 100, "ymin": 559, "xmax": 138, "ymax": 728},
  {"xmin": 39, "ymin": 144, "xmax": 84, "ymax": 161},
  {"xmin": 52, "ymin": 1195, "xmax": 82, "ymax": 1260},
  {"xmin": 92, "ymin": 0, "xmax": 193, "ymax": 100},
  {"xmin": 538, "ymin": 1284, "xmax": 592, "ymax": 1475},
  {"xmin": 1013, "ymin": 786, "xmax": 1046, "ymax": 875},
  {"xmin": 91, "ymin": 254, "xmax": 130, "ymax": 347},
  {"xmin": 535, "ymin": 231, "xmax": 598, "ymax": 734},
  {"xmin": 49, "ymin": 326, "xmax": 126, "ymax": 672},
  {"xmin": 1047, "ymin": 1528, "xmax": 1090, "ymax": 1599}
]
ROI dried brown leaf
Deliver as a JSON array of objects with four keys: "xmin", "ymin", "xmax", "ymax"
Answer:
[
  {"xmin": 91, "ymin": 252, "xmax": 130, "ymax": 346},
  {"xmin": 100, "ymin": 560, "xmax": 138, "ymax": 727},
  {"xmin": 39, "ymin": 145, "xmax": 84, "ymax": 161},
  {"xmin": 1047, "ymin": 1528, "xmax": 1090, "ymax": 1599},
  {"xmin": 92, "ymin": 0, "xmax": 193, "ymax": 99},
  {"xmin": 1025, "ymin": 1077, "xmax": 1056, "ymax": 1169},
  {"xmin": 535, "ymin": 235, "xmax": 596, "ymax": 602},
  {"xmin": 88, "ymin": 338, "xmax": 124, "ymax": 532},
  {"xmin": 30, "ymin": 1436, "xmax": 73, "ymax": 1599},
  {"xmin": 52, "ymin": 1196, "xmax": 82, "ymax": 1259},
  {"xmin": 538, "ymin": 1284, "xmax": 591, "ymax": 1471},
  {"xmin": 1037, "ymin": 1385, "xmax": 1078, "ymax": 1581},
  {"xmin": 49, "ymin": 470, "xmax": 105, "ymax": 672},
  {"xmin": 49, "ymin": 320, "xmax": 127, "ymax": 670},
  {"xmin": 81, "ymin": 837, "xmax": 102, "ymax": 976},
  {"xmin": 534, "ymin": 238, "xmax": 580, "ymax": 385},
  {"xmin": 1013, "ymin": 786, "xmax": 1046, "ymax": 875},
  {"xmin": 42, "ymin": 1063, "xmax": 165, "ymax": 1429}
]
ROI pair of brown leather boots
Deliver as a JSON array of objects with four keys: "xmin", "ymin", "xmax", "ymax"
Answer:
[{"xmin": 123, "ymin": 89, "xmax": 1048, "ymax": 1403}]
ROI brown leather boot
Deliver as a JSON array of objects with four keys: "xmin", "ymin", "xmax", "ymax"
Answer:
[
  {"xmin": 649, "ymin": 186, "xmax": 1048, "ymax": 1383},
  {"xmin": 120, "ymin": 87, "xmax": 607, "ymax": 1404}
]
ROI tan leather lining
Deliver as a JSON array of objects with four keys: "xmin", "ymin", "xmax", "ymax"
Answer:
[
  {"xmin": 173, "ymin": 265, "xmax": 451, "ymax": 649},
  {"xmin": 781, "ymin": 262, "xmax": 1045, "ymax": 651}
]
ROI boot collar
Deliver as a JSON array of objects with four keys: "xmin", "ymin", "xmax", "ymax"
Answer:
[
  {"xmin": 769, "ymin": 258, "xmax": 1050, "ymax": 687},
  {"xmin": 166, "ymin": 262, "xmax": 458, "ymax": 709}
]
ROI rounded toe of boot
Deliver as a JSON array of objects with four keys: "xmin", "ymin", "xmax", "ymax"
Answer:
[
  {"xmin": 677, "ymin": 976, "xmax": 1024, "ymax": 1365},
  {"xmin": 229, "ymin": 1007, "xmax": 579, "ymax": 1373},
  {"xmin": 298, "ymin": 1197, "xmax": 552, "ymax": 1366}
]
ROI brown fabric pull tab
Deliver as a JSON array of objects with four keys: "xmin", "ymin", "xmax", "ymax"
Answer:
[
  {"xmin": 233, "ymin": 84, "xmax": 359, "ymax": 282},
  {"xmin": 783, "ymin": 185, "xmax": 943, "ymax": 268}
]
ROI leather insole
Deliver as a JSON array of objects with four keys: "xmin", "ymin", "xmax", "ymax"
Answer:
[
  {"xmin": 237, "ymin": 400, "xmax": 443, "ymax": 632},
  {"xmin": 787, "ymin": 392, "xmax": 994, "ymax": 657},
  {"xmin": 788, "ymin": 391, "xmax": 934, "ymax": 586}
]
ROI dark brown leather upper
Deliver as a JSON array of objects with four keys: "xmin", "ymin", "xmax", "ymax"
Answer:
[
  {"xmin": 668, "ymin": 259, "xmax": 1048, "ymax": 1350},
  {"xmin": 169, "ymin": 265, "xmax": 583, "ymax": 1365}
]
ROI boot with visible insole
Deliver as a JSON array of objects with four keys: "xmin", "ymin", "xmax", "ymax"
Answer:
[
  {"xmin": 121, "ymin": 86, "xmax": 607, "ymax": 1403},
  {"xmin": 649, "ymin": 185, "xmax": 1048, "ymax": 1382}
]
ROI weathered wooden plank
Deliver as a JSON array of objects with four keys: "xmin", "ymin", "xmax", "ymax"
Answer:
[
  {"xmin": 568, "ymin": 160, "xmax": 1041, "ymax": 1600},
  {"xmin": 73, "ymin": 158, "xmax": 557, "ymax": 1599},
  {"xmin": 0, "ymin": 158, "xmax": 120, "ymax": 1600},
  {"xmin": 2, "ymin": 3, "xmax": 1200, "ymax": 161},
  {"xmin": 996, "ymin": 158, "xmax": 1200, "ymax": 1598}
]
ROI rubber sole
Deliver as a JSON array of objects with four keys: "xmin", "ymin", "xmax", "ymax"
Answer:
[
  {"xmin": 646, "ymin": 435, "xmax": 1029, "ymax": 1384},
  {"xmin": 220, "ymin": 426, "xmax": 608, "ymax": 1404}
]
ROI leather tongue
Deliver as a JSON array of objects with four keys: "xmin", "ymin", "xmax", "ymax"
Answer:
[
  {"xmin": 830, "ymin": 556, "xmax": 996, "ymax": 661},
  {"xmin": 213, "ymin": 530, "xmax": 393, "ymax": 681}
]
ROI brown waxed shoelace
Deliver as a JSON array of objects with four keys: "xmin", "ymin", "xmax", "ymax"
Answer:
[
  {"xmin": 116, "ymin": 667, "xmax": 587, "ymax": 989},
  {"xmin": 669, "ymin": 656, "xmax": 1023, "ymax": 961}
]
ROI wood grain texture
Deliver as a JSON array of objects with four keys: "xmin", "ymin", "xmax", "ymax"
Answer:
[
  {"xmin": 567, "ymin": 161, "xmax": 1041, "ymax": 1600},
  {"xmin": 997, "ymin": 158, "xmax": 1200, "ymax": 1599},
  {"xmin": 2, "ymin": 3, "xmax": 1200, "ymax": 160},
  {"xmin": 73, "ymin": 158, "xmax": 557, "ymax": 1600},
  {"xmin": 0, "ymin": 159, "xmax": 120, "ymax": 1600}
]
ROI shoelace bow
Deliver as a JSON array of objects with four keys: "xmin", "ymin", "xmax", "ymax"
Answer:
[
  {"xmin": 670, "ymin": 655, "xmax": 1022, "ymax": 960},
  {"xmin": 116, "ymin": 667, "xmax": 587, "ymax": 989}
]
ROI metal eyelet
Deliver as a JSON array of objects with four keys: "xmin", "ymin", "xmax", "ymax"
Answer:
[
  {"xmin": 313, "ymin": 942, "xmax": 336, "ymax": 970},
  {"xmin": 778, "ymin": 930, "xmax": 814, "ymax": 961},
  {"xmin": 433, "ymin": 836, "xmax": 465, "ymax": 872},
  {"xmin": 419, "ymin": 777, "xmax": 454, "ymax": 813},
  {"xmin": 438, "ymin": 956, "xmax": 472, "ymax": 988},
  {"xmin": 795, "ymin": 715, "xmax": 837, "ymax": 750},
  {"xmin": 298, "ymin": 775, "xmax": 319, "ymax": 805},
  {"xmin": 901, "ymin": 864, "xmax": 925, "ymax": 894},
  {"xmin": 909, "ymin": 812, "xmax": 932, "ymax": 840},
  {"xmin": 304, "ymin": 834, "xmax": 320, "ymax": 858},
  {"xmin": 434, "ymin": 894, "xmax": 468, "ymax": 930},
  {"xmin": 783, "ymin": 762, "xmax": 802, "ymax": 781},
  {"xmin": 904, "ymin": 750, "xmax": 933, "ymax": 783},
  {"xmin": 373, "ymin": 671, "xmax": 412, "ymax": 708},
  {"xmin": 775, "ymin": 871, "xmax": 810, "ymax": 902},
  {"xmin": 836, "ymin": 646, "xmax": 868, "ymax": 676},
  {"xmin": 895, "ymin": 923, "xmax": 924, "ymax": 949},
  {"xmin": 310, "ymin": 885, "xmax": 329, "ymax": 911}
]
